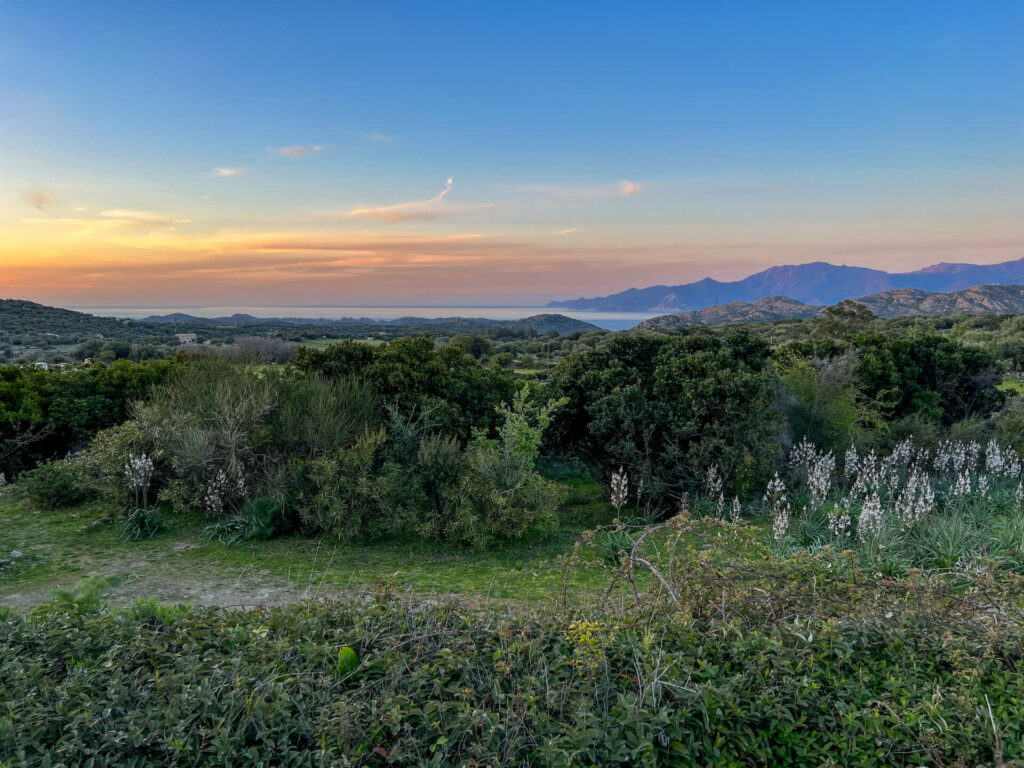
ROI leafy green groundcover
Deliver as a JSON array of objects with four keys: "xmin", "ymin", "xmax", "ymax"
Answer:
[{"xmin": 1, "ymin": 593, "xmax": 1022, "ymax": 767}]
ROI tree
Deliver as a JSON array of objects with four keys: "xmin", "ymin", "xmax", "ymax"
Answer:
[
  {"xmin": 449, "ymin": 334, "xmax": 495, "ymax": 359},
  {"xmin": 543, "ymin": 330, "xmax": 779, "ymax": 505},
  {"xmin": 812, "ymin": 300, "xmax": 876, "ymax": 338}
]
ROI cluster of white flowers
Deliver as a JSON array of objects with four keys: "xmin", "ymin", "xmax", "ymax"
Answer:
[
  {"xmin": 978, "ymin": 474, "xmax": 991, "ymax": 499},
  {"xmin": 857, "ymin": 492, "xmax": 884, "ymax": 540},
  {"xmin": 832, "ymin": 434, "xmax": 1024, "ymax": 539},
  {"xmin": 844, "ymin": 445, "xmax": 859, "ymax": 481},
  {"xmin": 827, "ymin": 497, "xmax": 852, "ymax": 538},
  {"xmin": 204, "ymin": 470, "xmax": 230, "ymax": 515},
  {"xmin": 952, "ymin": 470, "xmax": 972, "ymax": 498},
  {"xmin": 893, "ymin": 467, "xmax": 935, "ymax": 530},
  {"xmin": 984, "ymin": 439, "xmax": 1022, "ymax": 478},
  {"xmin": 848, "ymin": 448, "xmax": 891, "ymax": 498},
  {"xmin": 889, "ymin": 438, "xmax": 915, "ymax": 469},
  {"xmin": 610, "ymin": 466, "xmax": 628, "ymax": 513},
  {"xmin": 124, "ymin": 453, "xmax": 154, "ymax": 492},
  {"xmin": 772, "ymin": 499, "xmax": 791, "ymax": 542},
  {"xmin": 807, "ymin": 451, "xmax": 835, "ymax": 507},
  {"xmin": 933, "ymin": 439, "xmax": 985, "ymax": 478},
  {"xmin": 765, "ymin": 473, "xmax": 790, "ymax": 541},
  {"xmin": 790, "ymin": 437, "xmax": 819, "ymax": 481},
  {"xmin": 731, "ymin": 496, "xmax": 742, "ymax": 523},
  {"xmin": 705, "ymin": 464, "xmax": 725, "ymax": 517},
  {"xmin": 788, "ymin": 438, "xmax": 836, "ymax": 506}
]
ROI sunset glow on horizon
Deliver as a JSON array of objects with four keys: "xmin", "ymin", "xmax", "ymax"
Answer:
[{"xmin": 2, "ymin": 2, "xmax": 1022, "ymax": 307}]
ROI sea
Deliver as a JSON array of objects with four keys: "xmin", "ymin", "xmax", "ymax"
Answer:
[{"xmin": 73, "ymin": 306, "xmax": 659, "ymax": 332}]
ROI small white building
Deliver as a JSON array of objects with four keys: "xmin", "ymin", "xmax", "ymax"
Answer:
[
  {"xmin": 176, "ymin": 333, "xmax": 198, "ymax": 345},
  {"xmin": 33, "ymin": 361, "xmax": 49, "ymax": 370}
]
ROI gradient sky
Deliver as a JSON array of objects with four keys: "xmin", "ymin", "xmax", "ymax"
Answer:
[{"xmin": 2, "ymin": 1, "xmax": 1022, "ymax": 306}]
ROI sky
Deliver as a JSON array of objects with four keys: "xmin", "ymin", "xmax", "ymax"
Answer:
[{"xmin": 1, "ymin": 1, "xmax": 1022, "ymax": 307}]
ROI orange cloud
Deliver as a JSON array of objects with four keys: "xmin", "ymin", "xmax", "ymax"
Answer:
[{"xmin": 21, "ymin": 187, "xmax": 56, "ymax": 211}]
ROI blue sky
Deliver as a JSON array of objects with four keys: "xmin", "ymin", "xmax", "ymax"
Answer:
[{"xmin": 1, "ymin": 1, "xmax": 1022, "ymax": 305}]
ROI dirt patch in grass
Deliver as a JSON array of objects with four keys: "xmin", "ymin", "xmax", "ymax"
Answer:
[{"xmin": 0, "ymin": 498, "xmax": 614, "ymax": 613}]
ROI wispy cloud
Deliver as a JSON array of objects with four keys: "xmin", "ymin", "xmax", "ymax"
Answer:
[
  {"xmin": 553, "ymin": 228, "xmax": 580, "ymax": 235},
  {"xmin": 100, "ymin": 209, "xmax": 191, "ymax": 226},
  {"xmin": 22, "ymin": 186, "xmax": 56, "ymax": 211},
  {"xmin": 21, "ymin": 209, "xmax": 191, "ymax": 236},
  {"xmin": 348, "ymin": 177, "xmax": 457, "ymax": 222},
  {"xmin": 213, "ymin": 167, "xmax": 246, "ymax": 177},
  {"xmin": 521, "ymin": 180, "xmax": 643, "ymax": 198},
  {"xmin": 268, "ymin": 144, "xmax": 333, "ymax": 158},
  {"xmin": 356, "ymin": 132, "xmax": 392, "ymax": 143}
]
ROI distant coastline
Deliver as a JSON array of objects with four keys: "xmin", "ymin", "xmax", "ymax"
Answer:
[{"xmin": 67, "ymin": 306, "xmax": 661, "ymax": 331}]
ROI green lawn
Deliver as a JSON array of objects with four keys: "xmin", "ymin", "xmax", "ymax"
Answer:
[
  {"xmin": 0, "ymin": 474, "xmax": 620, "ymax": 612},
  {"xmin": 999, "ymin": 374, "xmax": 1024, "ymax": 395},
  {"xmin": 299, "ymin": 337, "xmax": 386, "ymax": 349}
]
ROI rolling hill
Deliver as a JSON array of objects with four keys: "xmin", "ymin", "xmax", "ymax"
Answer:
[
  {"xmin": 0, "ymin": 300, "xmax": 598, "ymax": 348},
  {"xmin": 634, "ymin": 284, "xmax": 1024, "ymax": 330}
]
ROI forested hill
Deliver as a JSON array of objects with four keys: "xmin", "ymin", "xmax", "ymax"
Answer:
[
  {"xmin": 142, "ymin": 310, "xmax": 597, "ymax": 335},
  {"xmin": 0, "ymin": 299, "xmax": 598, "ymax": 350},
  {"xmin": 0, "ymin": 299, "xmax": 173, "ymax": 344}
]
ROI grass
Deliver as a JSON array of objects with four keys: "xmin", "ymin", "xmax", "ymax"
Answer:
[
  {"xmin": 0, "ymin": 473, "xmax": 620, "ymax": 613},
  {"xmin": 1000, "ymin": 375, "xmax": 1024, "ymax": 395},
  {"xmin": 299, "ymin": 337, "xmax": 386, "ymax": 349}
]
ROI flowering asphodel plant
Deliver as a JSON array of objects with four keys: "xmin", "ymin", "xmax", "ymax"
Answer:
[{"xmin": 124, "ymin": 452, "xmax": 154, "ymax": 509}]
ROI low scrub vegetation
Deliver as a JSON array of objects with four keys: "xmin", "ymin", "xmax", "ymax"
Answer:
[
  {"xmin": 3, "ymin": 534, "xmax": 1023, "ymax": 765},
  {"xmin": 6, "ymin": 318, "xmax": 1024, "ymax": 764}
]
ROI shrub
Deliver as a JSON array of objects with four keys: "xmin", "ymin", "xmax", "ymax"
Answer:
[
  {"xmin": 31, "ymin": 573, "xmax": 121, "ymax": 616},
  {"xmin": 414, "ymin": 387, "xmax": 568, "ymax": 546},
  {"xmin": 15, "ymin": 460, "xmax": 91, "ymax": 509},
  {"xmin": 3, "ymin": 578, "xmax": 1024, "ymax": 766},
  {"xmin": 115, "ymin": 359, "xmax": 381, "ymax": 521},
  {"xmin": 303, "ymin": 426, "xmax": 392, "ymax": 542}
]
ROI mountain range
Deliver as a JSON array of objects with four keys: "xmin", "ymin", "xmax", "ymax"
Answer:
[
  {"xmin": 549, "ymin": 256, "xmax": 1024, "ymax": 313},
  {"xmin": 635, "ymin": 284, "xmax": 1024, "ymax": 330}
]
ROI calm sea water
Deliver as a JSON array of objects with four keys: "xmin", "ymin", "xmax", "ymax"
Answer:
[{"xmin": 73, "ymin": 306, "xmax": 659, "ymax": 331}]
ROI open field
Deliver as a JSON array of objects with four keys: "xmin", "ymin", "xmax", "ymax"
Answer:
[
  {"xmin": 0, "ymin": 475, "xmax": 617, "ymax": 612},
  {"xmin": 298, "ymin": 337, "xmax": 387, "ymax": 349}
]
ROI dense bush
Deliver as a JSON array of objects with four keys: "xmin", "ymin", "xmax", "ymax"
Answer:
[
  {"xmin": 3, "ymin": 566, "xmax": 1023, "ymax": 766},
  {"xmin": 79, "ymin": 358, "xmax": 564, "ymax": 547},
  {"xmin": 13, "ymin": 460, "xmax": 92, "ymax": 509},
  {"xmin": 0, "ymin": 358, "xmax": 178, "ymax": 479},
  {"xmin": 852, "ymin": 328, "xmax": 1005, "ymax": 423},
  {"xmin": 544, "ymin": 330, "xmax": 779, "ymax": 505},
  {"xmin": 292, "ymin": 335, "xmax": 517, "ymax": 440}
]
